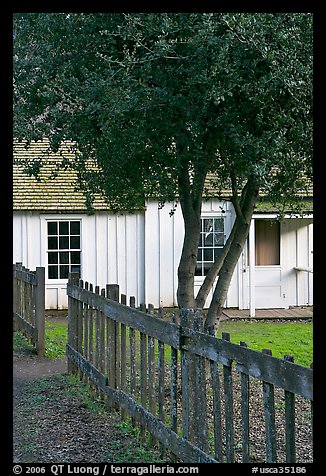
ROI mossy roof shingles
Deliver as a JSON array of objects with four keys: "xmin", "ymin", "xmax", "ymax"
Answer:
[
  {"xmin": 13, "ymin": 140, "xmax": 312, "ymax": 214},
  {"xmin": 13, "ymin": 141, "xmax": 110, "ymax": 212}
]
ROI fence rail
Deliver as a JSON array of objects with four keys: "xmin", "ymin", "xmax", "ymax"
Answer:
[
  {"xmin": 13, "ymin": 262, "xmax": 45, "ymax": 355},
  {"xmin": 66, "ymin": 273, "xmax": 313, "ymax": 463}
]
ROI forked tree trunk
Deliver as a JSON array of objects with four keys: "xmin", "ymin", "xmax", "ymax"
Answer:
[
  {"xmin": 204, "ymin": 178, "xmax": 259, "ymax": 335},
  {"xmin": 203, "ymin": 217, "xmax": 252, "ymax": 334}
]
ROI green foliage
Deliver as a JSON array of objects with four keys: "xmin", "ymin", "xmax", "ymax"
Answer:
[
  {"xmin": 110, "ymin": 420, "xmax": 166, "ymax": 462},
  {"xmin": 14, "ymin": 13, "xmax": 312, "ymax": 214},
  {"xmin": 64, "ymin": 373, "xmax": 108, "ymax": 414},
  {"xmin": 13, "ymin": 14, "xmax": 313, "ymax": 314}
]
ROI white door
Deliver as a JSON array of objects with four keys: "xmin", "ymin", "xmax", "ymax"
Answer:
[{"xmin": 241, "ymin": 219, "xmax": 285, "ymax": 309}]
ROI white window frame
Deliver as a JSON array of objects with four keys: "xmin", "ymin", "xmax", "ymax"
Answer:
[
  {"xmin": 195, "ymin": 215, "xmax": 226, "ymax": 277},
  {"xmin": 41, "ymin": 215, "xmax": 83, "ymax": 284}
]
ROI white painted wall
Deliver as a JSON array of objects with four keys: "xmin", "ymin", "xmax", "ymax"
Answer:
[
  {"xmin": 13, "ymin": 211, "xmax": 145, "ymax": 309},
  {"xmin": 144, "ymin": 202, "xmax": 313, "ymax": 310},
  {"xmin": 13, "ymin": 207, "xmax": 313, "ymax": 311},
  {"xmin": 242, "ymin": 217, "xmax": 313, "ymax": 309},
  {"xmin": 144, "ymin": 199, "xmax": 240, "ymax": 308},
  {"xmin": 282, "ymin": 218, "xmax": 313, "ymax": 307},
  {"xmin": 13, "ymin": 212, "xmax": 42, "ymax": 271},
  {"xmin": 144, "ymin": 201, "xmax": 183, "ymax": 307}
]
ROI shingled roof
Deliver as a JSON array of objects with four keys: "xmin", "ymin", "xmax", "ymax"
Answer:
[
  {"xmin": 13, "ymin": 140, "xmax": 312, "ymax": 214},
  {"xmin": 13, "ymin": 141, "xmax": 111, "ymax": 212}
]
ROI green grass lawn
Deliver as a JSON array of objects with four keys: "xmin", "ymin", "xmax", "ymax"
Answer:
[
  {"xmin": 45, "ymin": 320, "xmax": 68, "ymax": 359},
  {"xmin": 13, "ymin": 319, "xmax": 69, "ymax": 359},
  {"xmin": 217, "ymin": 320, "xmax": 313, "ymax": 367},
  {"xmin": 14, "ymin": 316, "xmax": 313, "ymax": 367}
]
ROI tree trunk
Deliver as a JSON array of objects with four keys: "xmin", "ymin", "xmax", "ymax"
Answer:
[
  {"xmin": 204, "ymin": 177, "xmax": 259, "ymax": 335},
  {"xmin": 177, "ymin": 208, "xmax": 201, "ymax": 309},
  {"xmin": 175, "ymin": 135, "xmax": 207, "ymax": 310}
]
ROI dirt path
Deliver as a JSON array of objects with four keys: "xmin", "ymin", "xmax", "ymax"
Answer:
[
  {"xmin": 13, "ymin": 350, "xmax": 164, "ymax": 463},
  {"xmin": 13, "ymin": 356, "xmax": 67, "ymax": 398}
]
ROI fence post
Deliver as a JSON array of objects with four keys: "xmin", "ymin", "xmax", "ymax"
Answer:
[
  {"xmin": 35, "ymin": 267, "xmax": 45, "ymax": 356},
  {"xmin": 67, "ymin": 272, "xmax": 80, "ymax": 373},
  {"xmin": 180, "ymin": 308, "xmax": 205, "ymax": 446},
  {"xmin": 284, "ymin": 355, "xmax": 296, "ymax": 463},
  {"xmin": 222, "ymin": 332, "xmax": 234, "ymax": 463},
  {"xmin": 262, "ymin": 348, "xmax": 277, "ymax": 463}
]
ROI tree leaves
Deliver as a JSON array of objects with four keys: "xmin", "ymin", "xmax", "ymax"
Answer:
[{"xmin": 13, "ymin": 13, "xmax": 313, "ymax": 227}]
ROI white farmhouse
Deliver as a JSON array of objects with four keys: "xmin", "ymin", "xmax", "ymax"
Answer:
[{"xmin": 13, "ymin": 141, "xmax": 313, "ymax": 313}]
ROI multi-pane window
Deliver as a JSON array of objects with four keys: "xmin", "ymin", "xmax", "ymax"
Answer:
[
  {"xmin": 195, "ymin": 217, "xmax": 225, "ymax": 276},
  {"xmin": 47, "ymin": 220, "xmax": 81, "ymax": 279}
]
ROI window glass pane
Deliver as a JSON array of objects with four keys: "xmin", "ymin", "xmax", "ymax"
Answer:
[
  {"xmin": 59, "ymin": 265, "xmax": 69, "ymax": 279},
  {"xmin": 48, "ymin": 237, "xmax": 58, "ymax": 250},
  {"xmin": 48, "ymin": 265, "xmax": 58, "ymax": 279},
  {"xmin": 59, "ymin": 236, "xmax": 69, "ymax": 249},
  {"xmin": 47, "ymin": 222, "xmax": 57, "ymax": 235},
  {"xmin": 59, "ymin": 251, "xmax": 69, "ymax": 264},
  {"xmin": 213, "ymin": 247, "xmax": 223, "ymax": 262},
  {"xmin": 214, "ymin": 219, "xmax": 224, "ymax": 233},
  {"xmin": 48, "ymin": 252, "xmax": 58, "ymax": 264},
  {"xmin": 203, "ymin": 262, "xmax": 212, "ymax": 275},
  {"xmin": 59, "ymin": 221, "xmax": 69, "ymax": 235},
  {"xmin": 204, "ymin": 232, "xmax": 213, "ymax": 247},
  {"xmin": 204, "ymin": 248, "xmax": 213, "ymax": 262},
  {"xmin": 48, "ymin": 219, "xmax": 81, "ymax": 279},
  {"xmin": 71, "ymin": 251, "xmax": 80, "ymax": 264},
  {"xmin": 214, "ymin": 233, "xmax": 224, "ymax": 246},
  {"xmin": 204, "ymin": 219, "xmax": 213, "ymax": 232},
  {"xmin": 70, "ymin": 221, "xmax": 80, "ymax": 235},
  {"xmin": 70, "ymin": 236, "xmax": 80, "ymax": 249},
  {"xmin": 195, "ymin": 265, "xmax": 203, "ymax": 276}
]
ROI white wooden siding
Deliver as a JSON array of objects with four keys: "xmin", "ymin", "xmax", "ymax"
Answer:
[
  {"xmin": 145, "ymin": 200, "xmax": 240, "ymax": 308},
  {"xmin": 13, "ymin": 212, "xmax": 42, "ymax": 270},
  {"xmin": 13, "ymin": 207, "xmax": 313, "ymax": 311},
  {"xmin": 13, "ymin": 211, "xmax": 145, "ymax": 309},
  {"xmin": 280, "ymin": 218, "xmax": 313, "ymax": 307}
]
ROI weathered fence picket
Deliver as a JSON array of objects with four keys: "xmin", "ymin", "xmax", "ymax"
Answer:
[
  {"xmin": 222, "ymin": 332, "xmax": 234, "ymax": 463},
  {"xmin": 210, "ymin": 359, "xmax": 223, "ymax": 462},
  {"xmin": 262, "ymin": 348, "xmax": 277, "ymax": 463},
  {"xmin": 240, "ymin": 341, "xmax": 250, "ymax": 463},
  {"xmin": 13, "ymin": 262, "xmax": 45, "ymax": 355},
  {"xmin": 66, "ymin": 274, "xmax": 313, "ymax": 464}
]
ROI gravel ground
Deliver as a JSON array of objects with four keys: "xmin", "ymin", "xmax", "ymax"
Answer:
[
  {"xmin": 13, "ymin": 349, "xmax": 165, "ymax": 464},
  {"xmin": 217, "ymin": 373, "xmax": 313, "ymax": 463},
  {"xmin": 13, "ymin": 342, "xmax": 313, "ymax": 464}
]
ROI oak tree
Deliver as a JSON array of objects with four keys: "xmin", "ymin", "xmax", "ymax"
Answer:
[{"xmin": 14, "ymin": 13, "xmax": 312, "ymax": 333}]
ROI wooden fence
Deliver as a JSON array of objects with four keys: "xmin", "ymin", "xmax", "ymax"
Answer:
[
  {"xmin": 66, "ymin": 273, "xmax": 313, "ymax": 464},
  {"xmin": 13, "ymin": 262, "xmax": 45, "ymax": 355}
]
